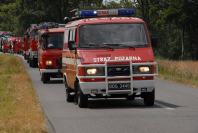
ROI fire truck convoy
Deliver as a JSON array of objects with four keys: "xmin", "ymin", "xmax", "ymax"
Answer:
[
  {"xmin": 24, "ymin": 22, "xmax": 61, "ymax": 68},
  {"xmin": 38, "ymin": 27, "xmax": 64, "ymax": 83},
  {"xmin": 62, "ymin": 8, "xmax": 158, "ymax": 108}
]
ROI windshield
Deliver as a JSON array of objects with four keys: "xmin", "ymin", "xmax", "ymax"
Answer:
[
  {"xmin": 79, "ymin": 23, "xmax": 148, "ymax": 48},
  {"xmin": 46, "ymin": 33, "xmax": 63, "ymax": 49}
]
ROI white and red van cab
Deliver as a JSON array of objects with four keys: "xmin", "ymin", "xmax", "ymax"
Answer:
[
  {"xmin": 38, "ymin": 27, "xmax": 64, "ymax": 83},
  {"xmin": 62, "ymin": 9, "xmax": 158, "ymax": 108}
]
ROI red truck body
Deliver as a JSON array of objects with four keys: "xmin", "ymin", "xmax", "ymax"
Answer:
[
  {"xmin": 62, "ymin": 9, "xmax": 158, "ymax": 108},
  {"xmin": 38, "ymin": 27, "xmax": 64, "ymax": 83}
]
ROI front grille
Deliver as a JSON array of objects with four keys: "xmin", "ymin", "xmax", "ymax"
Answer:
[{"xmin": 107, "ymin": 65, "xmax": 130, "ymax": 76}]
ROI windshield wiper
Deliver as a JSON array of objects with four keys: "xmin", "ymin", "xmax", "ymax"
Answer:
[
  {"xmin": 100, "ymin": 43, "xmax": 126, "ymax": 49},
  {"xmin": 80, "ymin": 43, "xmax": 98, "ymax": 48},
  {"xmin": 118, "ymin": 43, "xmax": 147, "ymax": 48},
  {"xmin": 80, "ymin": 43, "xmax": 114, "ymax": 49}
]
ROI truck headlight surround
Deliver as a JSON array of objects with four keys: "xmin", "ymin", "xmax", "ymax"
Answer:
[
  {"xmin": 46, "ymin": 60, "xmax": 52, "ymax": 66},
  {"xmin": 138, "ymin": 66, "xmax": 151, "ymax": 73}
]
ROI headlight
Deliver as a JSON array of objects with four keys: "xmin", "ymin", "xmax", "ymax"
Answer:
[
  {"xmin": 46, "ymin": 60, "xmax": 52, "ymax": 66},
  {"xmin": 139, "ymin": 66, "xmax": 150, "ymax": 73},
  {"xmin": 79, "ymin": 67, "xmax": 104, "ymax": 76},
  {"xmin": 86, "ymin": 68, "xmax": 97, "ymax": 75}
]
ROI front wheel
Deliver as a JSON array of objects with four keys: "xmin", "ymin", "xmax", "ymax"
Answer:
[
  {"xmin": 29, "ymin": 59, "xmax": 34, "ymax": 67},
  {"xmin": 75, "ymin": 83, "xmax": 88, "ymax": 108},
  {"xmin": 41, "ymin": 73, "xmax": 50, "ymax": 83},
  {"xmin": 64, "ymin": 77, "xmax": 74, "ymax": 102},
  {"xmin": 143, "ymin": 90, "xmax": 155, "ymax": 106}
]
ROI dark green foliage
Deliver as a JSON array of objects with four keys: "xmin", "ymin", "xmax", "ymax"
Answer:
[
  {"xmin": 0, "ymin": 0, "xmax": 198, "ymax": 59},
  {"xmin": 136, "ymin": 0, "xmax": 198, "ymax": 60},
  {"xmin": 0, "ymin": 0, "xmax": 103, "ymax": 34}
]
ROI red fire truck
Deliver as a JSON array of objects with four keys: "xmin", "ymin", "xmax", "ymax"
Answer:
[
  {"xmin": 62, "ymin": 9, "xmax": 158, "ymax": 108},
  {"xmin": 25, "ymin": 24, "xmax": 39, "ymax": 67},
  {"xmin": 23, "ymin": 33, "xmax": 30, "ymax": 60},
  {"xmin": 2, "ymin": 41, "xmax": 9, "ymax": 53},
  {"xmin": 15, "ymin": 37, "xmax": 23, "ymax": 54},
  {"xmin": 38, "ymin": 27, "xmax": 64, "ymax": 83},
  {"xmin": 8, "ymin": 37, "xmax": 21, "ymax": 54},
  {"xmin": 2, "ymin": 36, "xmax": 11, "ymax": 53}
]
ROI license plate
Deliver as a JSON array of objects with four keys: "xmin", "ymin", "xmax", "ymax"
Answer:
[{"xmin": 108, "ymin": 83, "xmax": 131, "ymax": 90}]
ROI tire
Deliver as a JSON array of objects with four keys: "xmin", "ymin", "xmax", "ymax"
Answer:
[
  {"xmin": 29, "ymin": 59, "xmax": 37, "ymax": 68},
  {"xmin": 41, "ymin": 73, "xmax": 50, "ymax": 83},
  {"xmin": 24, "ymin": 54, "xmax": 27, "ymax": 60},
  {"xmin": 27, "ymin": 58, "xmax": 29, "ymax": 63},
  {"xmin": 126, "ymin": 95, "xmax": 134, "ymax": 101},
  {"xmin": 66, "ymin": 89, "xmax": 74, "ymax": 102},
  {"xmin": 29, "ymin": 59, "xmax": 33, "ymax": 67},
  {"xmin": 64, "ymin": 77, "xmax": 74, "ymax": 102},
  {"xmin": 32, "ymin": 58, "xmax": 38, "ymax": 68},
  {"xmin": 143, "ymin": 90, "xmax": 155, "ymax": 106},
  {"xmin": 76, "ymin": 83, "xmax": 88, "ymax": 108}
]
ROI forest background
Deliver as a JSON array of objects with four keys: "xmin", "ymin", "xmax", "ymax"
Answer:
[{"xmin": 1, "ymin": 0, "xmax": 198, "ymax": 60}]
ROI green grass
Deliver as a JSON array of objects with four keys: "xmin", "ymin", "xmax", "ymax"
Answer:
[
  {"xmin": 157, "ymin": 59, "xmax": 198, "ymax": 87},
  {"xmin": 0, "ymin": 54, "xmax": 47, "ymax": 133}
]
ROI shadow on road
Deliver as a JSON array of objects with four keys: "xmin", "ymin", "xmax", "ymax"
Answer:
[
  {"xmin": 88, "ymin": 99, "xmax": 158, "ymax": 109},
  {"xmin": 155, "ymin": 100, "xmax": 181, "ymax": 108},
  {"xmin": 47, "ymin": 79, "xmax": 63, "ymax": 84},
  {"xmin": 87, "ymin": 99, "xmax": 180, "ymax": 109}
]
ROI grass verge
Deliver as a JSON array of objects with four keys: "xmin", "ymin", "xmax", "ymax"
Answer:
[
  {"xmin": 157, "ymin": 59, "xmax": 198, "ymax": 88},
  {"xmin": 0, "ymin": 54, "xmax": 47, "ymax": 133}
]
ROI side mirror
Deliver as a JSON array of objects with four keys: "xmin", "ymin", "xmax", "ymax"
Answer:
[
  {"xmin": 151, "ymin": 37, "xmax": 158, "ymax": 48},
  {"xmin": 68, "ymin": 41, "xmax": 76, "ymax": 50}
]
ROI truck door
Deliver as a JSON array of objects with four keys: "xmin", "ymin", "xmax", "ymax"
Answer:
[{"xmin": 64, "ymin": 27, "xmax": 77, "ymax": 89}]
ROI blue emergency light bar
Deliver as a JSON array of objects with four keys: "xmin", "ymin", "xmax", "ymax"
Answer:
[{"xmin": 78, "ymin": 8, "xmax": 135, "ymax": 18}]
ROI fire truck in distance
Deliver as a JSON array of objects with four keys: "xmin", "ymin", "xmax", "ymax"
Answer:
[
  {"xmin": 38, "ymin": 26, "xmax": 64, "ymax": 83},
  {"xmin": 27, "ymin": 24, "xmax": 39, "ymax": 67},
  {"xmin": 24, "ymin": 23, "xmax": 60, "ymax": 67},
  {"xmin": 8, "ymin": 37, "xmax": 22, "ymax": 54},
  {"xmin": 23, "ymin": 33, "xmax": 30, "ymax": 60},
  {"xmin": 0, "ymin": 32, "xmax": 12, "ymax": 53},
  {"xmin": 62, "ymin": 8, "xmax": 158, "ymax": 108}
]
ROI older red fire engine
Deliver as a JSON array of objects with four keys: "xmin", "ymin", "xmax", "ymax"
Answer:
[
  {"xmin": 24, "ymin": 24, "xmax": 39, "ymax": 67},
  {"xmin": 23, "ymin": 33, "xmax": 30, "ymax": 61},
  {"xmin": 62, "ymin": 9, "xmax": 158, "ymax": 108},
  {"xmin": 38, "ymin": 26, "xmax": 64, "ymax": 83}
]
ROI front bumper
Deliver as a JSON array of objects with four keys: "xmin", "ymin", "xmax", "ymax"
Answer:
[
  {"xmin": 80, "ymin": 80, "xmax": 155, "ymax": 95},
  {"xmin": 78, "ymin": 61, "xmax": 157, "ymax": 96},
  {"xmin": 29, "ymin": 51, "xmax": 38, "ymax": 59},
  {"xmin": 40, "ymin": 69, "xmax": 61, "ymax": 74}
]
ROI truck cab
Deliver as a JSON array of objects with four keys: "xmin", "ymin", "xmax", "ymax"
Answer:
[
  {"xmin": 62, "ymin": 9, "xmax": 158, "ymax": 108},
  {"xmin": 38, "ymin": 27, "xmax": 64, "ymax": 83}
]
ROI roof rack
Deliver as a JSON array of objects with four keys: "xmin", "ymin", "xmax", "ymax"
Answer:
[{"xmin": 38, "ymin": 22, "xmax": 59, "ymax": 29}]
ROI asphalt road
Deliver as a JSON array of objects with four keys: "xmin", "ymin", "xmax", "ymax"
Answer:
[{"xmin": 22, "ymin": 57, "xmax": 198, "ymax": 133}]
